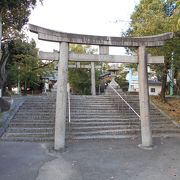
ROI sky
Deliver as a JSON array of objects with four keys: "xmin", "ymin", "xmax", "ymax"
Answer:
[{"xmin": 28, "ymin": 0, "xmax": 140, "ymax": 55}]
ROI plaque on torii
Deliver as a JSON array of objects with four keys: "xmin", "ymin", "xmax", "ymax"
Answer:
[{"xmin": 29, "ymin": 24, "xmax": 173, "ymax": 150}]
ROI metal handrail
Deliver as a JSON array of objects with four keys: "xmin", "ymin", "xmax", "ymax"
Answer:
[
  {"xmin": 67, "ymin": 83, "xmax": 71, "ymax": 123},
  {"xmin": 109, "ymin": 84, "xmax": 140, "ymax": 119}
]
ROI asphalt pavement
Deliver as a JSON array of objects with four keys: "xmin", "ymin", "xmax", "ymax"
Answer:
[{"xmin": 0, "ymin": 137, "xmax": 180, "ymax": 180}]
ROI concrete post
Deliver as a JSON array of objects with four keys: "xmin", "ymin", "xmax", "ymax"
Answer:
[
  {"xmin": 91, "ymin": 62, "xmax": 96, "ymax": 95},
  {"xmin": 138, "ymin": 46, "xmax": 153, "ymax": 148},
  {"xmin": 54, "ymin": 42, "xmax": 69, "ymax": 151}
]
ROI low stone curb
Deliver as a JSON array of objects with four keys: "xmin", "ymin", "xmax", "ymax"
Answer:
[{"xmin": 0, "ymin": 96, "xmax": 26, "ymax": 137}]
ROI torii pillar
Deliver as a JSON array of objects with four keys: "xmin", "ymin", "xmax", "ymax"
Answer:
[
  {"xmin": 0, "ymin": 16, "xmax": 2, "ymax": 97},
  {"xmin": 91, "ymin": 45, "xmax": 109, "ymax": 96},
  {"xmin": 54, "ymin": 42, "xmax": 69, "ymax": 150},
  {"xmin": 138, "ymin": 46, "xmax": 152, "ymax": 148},
  {"xmin": 91, "ymin": 62, "xmax": 96, "ymax": 95}
]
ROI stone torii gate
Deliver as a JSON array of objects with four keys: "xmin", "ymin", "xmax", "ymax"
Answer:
[
  {"xmin": 39, "ymin": 51, "xmax": 101, "ymax": 95},
  {"xmin": 29, "ymin": 24, "xmax": 173, "ymax": 150},
  {"xmin": 39, "ymin": 51, "xmax": 164, "ymax": 96}
]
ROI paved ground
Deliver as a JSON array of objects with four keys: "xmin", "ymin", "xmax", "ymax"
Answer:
[{"xmin": 0, "ymin": 137, "xmax": 180, "ymax": 180}]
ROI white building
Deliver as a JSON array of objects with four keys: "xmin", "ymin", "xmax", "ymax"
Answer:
[
  {"xmin": 148, "ymin": 80, "xmax": 162, "ymax": 96},
  {"xmin": 128, "ymin": 68, "xmax": 162, "ymax": 96}
]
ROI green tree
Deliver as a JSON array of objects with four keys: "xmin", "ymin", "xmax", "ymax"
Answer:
[
  {"xmin": 7, "ymin": 38, "xmax": 55, "ymax": 94},
  {"xmin": 0, "ymin": 0, "xmax": 43, "ymax": 95},
  {"xmin": 115, "ymin": 65, "xmax": 129, "ymax": 90},
  {"xmin": 0, "ymin": 0, "xmax": 42, "ymax": 39},
  {"xmin": 126, "ymin": 0, "xmax": 180, "ymax": 101},
  {"xmin": 69, "ymin": 68, "xmax": 91, "ymax": 95},
  {"xmin": 68, "ymin": 44, "xmax": 101, "ymax": 95}
]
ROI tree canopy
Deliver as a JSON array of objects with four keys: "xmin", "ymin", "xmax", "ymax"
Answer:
[
  {"xmin": 68, "ymin": 44, "xmax": 101, "ymax": 95},
  {"xmin": 115, "ymin": 65, "xmax": 129, "ymax": 91},
  {"xmin": 0, "ymin": 0, "xmax": 42, "ymax": 39},
  {"xmin": 126, "ymin": 0, "xmax": 180, "ymax": 101},
  {"xmin": 0, "ymin": 0, "xmax": 43, "ymax": 94},
  {"xmin": 7, "ymin": 38, "xmax": 55, "ymax": 94}
]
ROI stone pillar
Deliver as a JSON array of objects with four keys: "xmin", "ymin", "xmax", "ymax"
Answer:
[
  {"xmin": 0, "ymin": 15, "xmax": 2, "ymax": 97},
  {"xmin": 54, "ymin": 42, "xmax": 69, "ymax": 151},
  {"xmin": 99, "ymin": 46, "xmax": 109, "ymax": 95},
  {"xmin": 99, "ymin": 46, "xmax": 109, "ymax": 55},
  {"xmin": 91, "ymin": 62, "xmax": 96, "ymax": 95},
  {"xmin": 138, "ymin": 46, "xmax": 152, "ymax": 148},
  {"xmin": 76, "ymin": 62, "xmax": 80, "ymax": 68},
  {"xmin": 0, "ymin": 15, "xmax": 2, "ymax": 55},
  {"xmin": 128, "ymin": 68, "xmax": 133, "ymax": 91}
]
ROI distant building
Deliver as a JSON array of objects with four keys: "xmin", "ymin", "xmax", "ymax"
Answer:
[
  {"xmin": 127, "ymin": 68, "xmax": 162, "ymax": 96},
  {"xmin": 148, "ymin": 80, "xmax": 162, "ymax": 96}
]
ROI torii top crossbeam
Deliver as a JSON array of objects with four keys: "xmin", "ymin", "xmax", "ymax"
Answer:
[{"xmin": 29, "ymin": 24, "xmax": 173, "ymax": 47}]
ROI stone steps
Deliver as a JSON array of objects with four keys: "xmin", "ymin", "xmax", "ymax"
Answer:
[
  {"xmin": 3, "ymin": 132, "xmax": 54, "ymax": 138},
  {"xmin": 70, "ymin": 111, "xmax": 163, "ymax": 116},
  {"xmin": 71, "ymin": 118, "xmax": 170, "ymax": 124},
  {"xmin": 71, "ymin": 118, "xmax": 139, "ymax": 122},
  {"xmin": 1, "ymin": 95, "xmax": 56, "ymax": 142},
  {"xmin": 71, "ymin": 121, "xmax": 172, "ymax": 126},
  {"xmin": 71, "ymin": 129, "xmax": 140, "ymax": 136},
  {"xmin": 70, "ymin": 115, "xmax": 168, "ymax": 120},
  {"xmin": 71, "ymin": 134, "xmax": 138, "ymax": 140},
  {"xmin": 9, "ymin": 122, "xmax": 54, "ymax": 127},
  {"xmin": 1, "ymin": 93, "xmax": 179, "ymax": 142},
  {"xmin": 10, "ymin": 120, "xmax": 54, "ymax": 124},
  {"xmin": 14, "ymin": 112, "xmax": 55, "ymax": 115},
  {"xmin": 12, "ymin": 116, "xmax": 55, "ymax": 120},
  {"xmin": 70, "ymin": 94, "xmax": 179, "ymax": 140},
  {"xmin": 71, "ymin": 128, "xmax": 180, "ymax": 138},
  {"xmin": 1, "ymin": 136, "xmax": 54, "ymax": 142},
  {"xmin": 72, "ymin": 125, "xmax": 141, "ymax": 131},
  {"xmin": 71, "ymin": 125, "xmax": 176, "ymax": 133},
  {"xmin": 70, "ymin": 133, "xmax": 180, "ymax": 140},
  {"xmin": 71, "ymin": 109, "xmax": 118, "ymax": 112},
  {"xmin": 7, "ymin": 127, "xmax": 54, "ymax": 133},
  {"xmin": 71, "ymin": 121, "xmax": 140, "ymax": 126}
]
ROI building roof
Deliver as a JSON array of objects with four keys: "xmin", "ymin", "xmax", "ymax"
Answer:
[{"xmin": 148, "ymin": 80, "xmax": 162, "ymax": 86}]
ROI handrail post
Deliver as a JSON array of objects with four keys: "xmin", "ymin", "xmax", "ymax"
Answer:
[{"xmin": 67, "ymin": 83, "xmax": 71, "ymax": 123}]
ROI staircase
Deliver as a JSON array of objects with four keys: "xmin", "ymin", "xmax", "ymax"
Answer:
[
  {"xmin": 69, "ymin": 95, "xmax": 140, "ymax": 140},
  {"xmin": 69, "ymin": 93, "xmax": 180, "ymax": 140},
  {"xmin": 1, "ymin": 95, "xmax": 56, "ymax": 142},
  {"xmin": 1, "ymin": 92, "xmax": 179, "ymax": 142}
]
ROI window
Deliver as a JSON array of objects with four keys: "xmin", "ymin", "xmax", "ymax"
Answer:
[{"xmin": 151, "ymin": 88, "xmax": 155, "ymax": 92}]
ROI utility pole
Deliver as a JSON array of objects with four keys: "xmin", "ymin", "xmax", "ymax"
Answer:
[{"xmin": 170, "ymin": 53, "xmax": 174, "ymax": 96}]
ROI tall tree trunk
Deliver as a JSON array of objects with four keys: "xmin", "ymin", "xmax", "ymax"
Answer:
[
  {"xmin": 24, "ymin": 81, "xmax": 27, "ymax": 95},
  {"xmin": 0, "ymin": 15, "xmax": 10, "ymax": 96},
  {"xmin": 0, "ymin": 44, "xmax": 10, "ymax": 96},
  {"xmin": 160, "ymin": 64, "xmax": 168, "ymax": 102}
]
